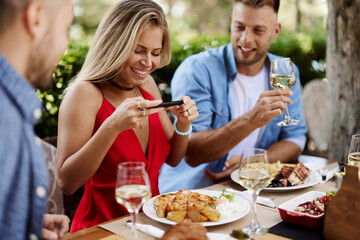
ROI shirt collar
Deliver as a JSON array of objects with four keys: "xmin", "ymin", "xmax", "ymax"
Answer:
[
  {"xmin": 0, "ymin": 53, "xmax": 42, "ymax": 125},
  {"xmin": 225, "ymin": 43, "xmax": 238, "ymax": 82}
]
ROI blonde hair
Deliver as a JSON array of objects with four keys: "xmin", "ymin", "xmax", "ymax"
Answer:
[{"xmin": 74, "ymin": 0, "xmax": 171, "ymax": 84}]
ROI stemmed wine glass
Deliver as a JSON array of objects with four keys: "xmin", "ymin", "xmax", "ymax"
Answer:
[
  {"xmin": 347, "ymin": 134, "xmax": 360, "ymax": 171},
  {"xmin": 238, "ymin": 148, "xmax": 271, "ymax": 235},
  {"xmin": 270, "ymin": 58, "xmax": 299, "ymax": 127},
  {"xmin": 115, "ymin": 162, "xmax": 151, "ymax": 240}
]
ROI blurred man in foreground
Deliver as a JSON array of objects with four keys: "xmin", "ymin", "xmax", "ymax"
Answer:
[{"xmin": 0, "ymin": 0, "xmax": 74, "ymax": 239}]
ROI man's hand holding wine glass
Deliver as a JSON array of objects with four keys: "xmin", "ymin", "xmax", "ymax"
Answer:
[
  {"xmin": 270, "ymin": 58, "xmax": 299, "ymax": 127},
  {"xmin": 246, "ymin": 89, "xmax": 293, "ymax": 129}
]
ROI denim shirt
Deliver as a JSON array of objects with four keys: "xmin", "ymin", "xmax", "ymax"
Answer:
[
  {"xmin": 0, "ymin": 53, "xmax": 49, "ymax": 240},
  {"xmin": 159, "ymin": 44, "xmax": 307, "ymax": 193}
]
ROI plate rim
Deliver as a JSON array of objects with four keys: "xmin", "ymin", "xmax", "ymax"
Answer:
[
  {"xmin": 143, "ymin": 189, "xmax": 250, "ymax": 226},
  {"xmin": 230, "ymin": 169, "xmax": 322, "ymax": 192}
]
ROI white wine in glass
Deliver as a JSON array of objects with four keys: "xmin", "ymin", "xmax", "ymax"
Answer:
[
  {"xmin": 115, "ymin": 185, "xmax": 151, "ymax": 211},
  {"xmin": 238, "ymin": 148, "xmax": 270, "ymax": 236},
  {"xmin": 115, "ymin": 162, "xmax": 151, "ymax": 240},
  {"xmin": 270, "ymin": 58, "xmax": 299, "ymax": 126},
  {"xmin": 270, "ymin": 74, "xmax": 296, "ymax": 90},
  {"xmin": 347, "ymin": 134, "xmax": 360, "ymax": 173}
]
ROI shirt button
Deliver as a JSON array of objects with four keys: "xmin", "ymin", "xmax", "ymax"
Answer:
[
  {"xmin": 33, "ymin": 108, "xmax": 42, "ymax": 120},
  {"xmin": 221, "ymin": 110, "xmax": 224, "ymax": 114},
  {"xmin": 29, "ymin": 233, "xmax": 38, "ymax": 240},
  {"xmin": 35, "ymin": 137, "xmax": 42, "ymax": 147},
  {"xmin": 36, "ymin": 186, "xmax": 46, "ymax": 198}
]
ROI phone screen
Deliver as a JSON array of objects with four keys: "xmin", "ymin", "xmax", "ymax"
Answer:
[{"xmin": 148, "ymin": 100, "xmax": 184, "ymax": 108}]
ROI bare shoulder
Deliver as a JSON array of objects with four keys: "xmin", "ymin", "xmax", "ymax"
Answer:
[
  {"xmin": 140, "ymin": 75, "xmax": 162, "ymax": 100},
  {"xmin": 66, "ymin": 80, "xmax": 100, "ymax": 96},
  {"xmin": 60, "ymin": 81, "xmax": 102, "ymax": 112}
]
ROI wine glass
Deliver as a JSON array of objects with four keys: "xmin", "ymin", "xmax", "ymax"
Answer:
[
  {"xmin": 238, "ymin": 148, "xmax": 271, "ymax": 235},
  {"xmin": 115, "ymin": 162, "xmax": 151, "ymax": 240},
  {"xmin": 270, "ymin": 58, "xmax": 299, "ymax": 127},
  {"xmin": 347, "ymin": 134, "xmax": 360, "ymax": 171}
]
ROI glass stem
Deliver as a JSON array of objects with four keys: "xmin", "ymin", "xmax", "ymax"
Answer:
[
  {"xmin": 131, "ymin": 210, "xmax": 138, "ymax": 240},
  {"xmin": 284, "ymin": 103, "xmax": 291, "ymax": 122},
  {"xmin": 251, "ymin": 191, "xmax": 260, "ymax": 229}
]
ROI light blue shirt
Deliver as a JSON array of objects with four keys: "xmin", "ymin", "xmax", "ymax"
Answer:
[
  {"xmin": 0, "ymin": 53, "xmax": 49, "ymax": 240},
  {"xmin": 159, "ymin": 44, "xmax": 307, "ymax": 193}
]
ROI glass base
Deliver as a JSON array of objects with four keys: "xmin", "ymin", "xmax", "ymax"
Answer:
[
  {"xmin": 242, "ymin": 225, "xmax": 268, "ymax": 236},
  {"xmin": 277, "ymin": 118, "xmax": 299, "ymax": 127}
]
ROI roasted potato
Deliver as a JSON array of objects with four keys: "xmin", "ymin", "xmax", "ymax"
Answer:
[
  {"xmin": 156, "ymin": 205, "xmax": 166, "ymax": 218},
  {"xmin": 173, "ymin": 202, "xmax": 181, "ymax": 211},
  {"xmin": 155, "ymin": 190, "xmax": 221, "ymax": 223},
  {"xmin": 186, "ymin": 209, "xmax": 201, "ymax": 222},
  {"xmin": 199, "ymin": 214, "xmax": 209, "ymax": 222},
  {"xmin": 166, "ymin": 211, "xmax": 187, "ymax": 222},
  {"xmin": 165, "ymin": 203, "xmax": 172, "ymax": 213},
  {"xmin": 201, "ymin": 206, "xmax": 220, "ymax": 222},
  {"xmin": 193, "ymin": 202, "xmax": 205, "ymax": 211}
]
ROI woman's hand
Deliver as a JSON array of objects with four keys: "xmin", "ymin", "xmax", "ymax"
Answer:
[
  {"xmin": 105, "ymin": 96, "xmax": 164, "ymax": 132},
  {"xmin": 168, "ymin": 96, "xmax": 199, "ymax": 125}
]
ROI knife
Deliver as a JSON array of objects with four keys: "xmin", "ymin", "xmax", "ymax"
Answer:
[{"xmin": 225, "ymin": 188, "xmax": 276, "ymax": 208}]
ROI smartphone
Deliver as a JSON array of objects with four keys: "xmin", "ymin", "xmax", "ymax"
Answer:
[{"xmin": 148, "ymin": 100, "xmax": 184, "ymax": 109}]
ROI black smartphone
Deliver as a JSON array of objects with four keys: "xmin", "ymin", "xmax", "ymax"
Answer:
[{"xmin": 147, "ymin": 100, "xmax": 184, "ymax": 109}]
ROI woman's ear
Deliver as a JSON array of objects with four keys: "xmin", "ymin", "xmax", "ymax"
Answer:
[{"xmin": 23, "ymin": 1, "xmax": 48, "ymax": 41}]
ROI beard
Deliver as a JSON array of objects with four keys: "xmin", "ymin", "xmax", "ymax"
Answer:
[
  {"xmin": 233, "ymin": 44, "xmax": 269, "ymax": 67},
  {"xmin": 25, "ymin": 32, "xmax": 56, "ymax": 90},
  {"xmin": 231, "ymin": 36, "xmax": 272, "ymax": 67},
  {"xmin": 235, "ymin": 48, "xmax": 268, "ymax": 66}
]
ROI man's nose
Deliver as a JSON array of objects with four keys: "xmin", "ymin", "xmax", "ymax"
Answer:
[{"xmin": 240, "ymin": 28, "xmax": 254, "ymax": 45}]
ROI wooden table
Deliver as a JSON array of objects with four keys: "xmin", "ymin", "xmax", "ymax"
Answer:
[{"xmin": 64, "ymin": 161, "xmax": 338, "ymax": 240}]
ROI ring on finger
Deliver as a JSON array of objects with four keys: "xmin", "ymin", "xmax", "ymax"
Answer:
[
  {"xmin": 140, "ymin": 108, "xmax": 146, "ymax": 117},
  {"xmin": 137, "ymin": 101, "xmax": 141, "ymax": 110}
]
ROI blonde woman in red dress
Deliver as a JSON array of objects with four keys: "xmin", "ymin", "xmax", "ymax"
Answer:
[{"xmin": 57, "ymin": 0, "xmax": 198, "ymax": 232}]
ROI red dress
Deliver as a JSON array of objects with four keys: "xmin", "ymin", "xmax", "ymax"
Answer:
[{"xmin": 70, "ymin": 87, "xmax": 170, "ymax": 232}]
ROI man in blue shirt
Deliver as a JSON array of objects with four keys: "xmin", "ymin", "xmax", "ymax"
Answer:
[
  {"xmin": 0, "ymin": 0, "xmax": 73, "ymax": 239},
  {"xmin": 159, "ymin": 0, "xmax": 307, "ymax": 192}
]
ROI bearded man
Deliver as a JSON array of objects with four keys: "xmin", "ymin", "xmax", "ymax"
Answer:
[{"xmin": 159, "ymin": 0, "xmax": 307, "ymax": 192}]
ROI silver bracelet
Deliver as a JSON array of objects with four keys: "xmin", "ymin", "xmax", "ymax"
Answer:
[{"xmin": 173, "ymin": 119, "xmax": 192, "ymax": 136}]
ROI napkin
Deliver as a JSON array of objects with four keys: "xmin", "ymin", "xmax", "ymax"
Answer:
[
  {"xmin": 126, "ymin": 222, "xmax": 165, "ymax": 238},
  {"xmin": 225, "ymin": 188, "xmax": 276, "ymax": 208},
  {"xmin": 319, "ymin": 166, "xmax": 339, "ymax": 183}
]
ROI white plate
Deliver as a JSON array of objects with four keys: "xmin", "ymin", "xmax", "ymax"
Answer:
[
  {"xmin": 298, "ymin": 154, "xmax": 328, "ymax": 171},
  {"xmin": 230, "ymin": 170, "xmax": 322, "ymax": 192},
  {"xmin": 143, "ymin": 189, "xmax": 250, "ymax": 226}
]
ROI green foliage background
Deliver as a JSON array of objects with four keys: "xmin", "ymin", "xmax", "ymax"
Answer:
[
  {"xmin": 35, "ymin": 30, "xmax": 326, "ymax": 138},
  {"xmin": 35, "ymin": 44, "xmax": 89, "ymax": 138}
]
